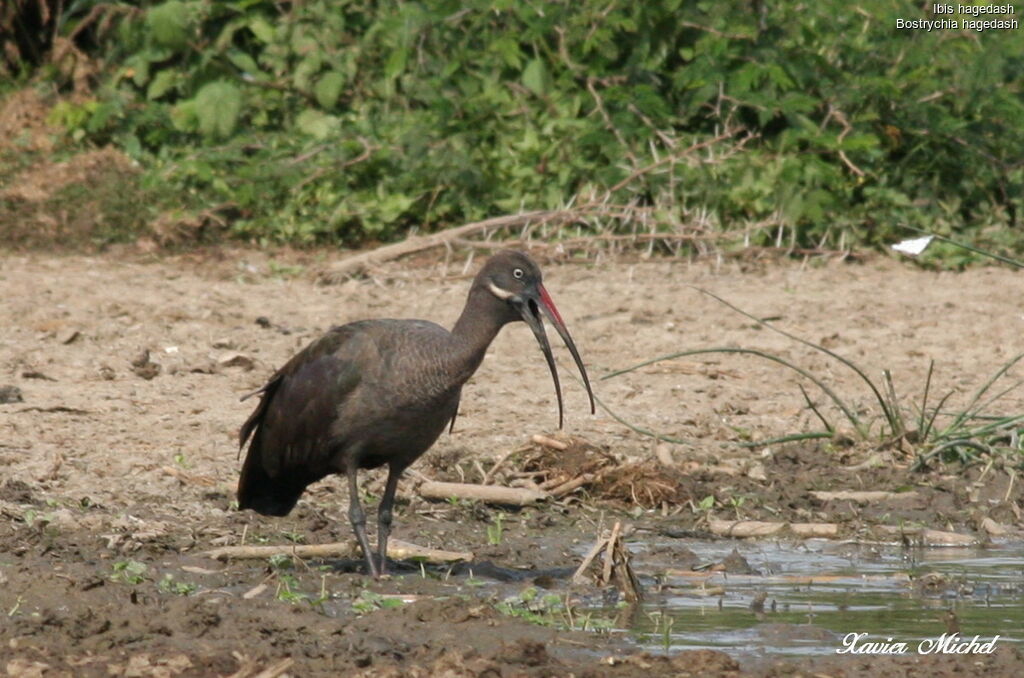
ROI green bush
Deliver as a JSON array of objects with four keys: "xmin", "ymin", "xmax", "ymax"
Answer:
[{"xmin": 6, "ymin": 0, "xmax": 1023, "ymax": 251}]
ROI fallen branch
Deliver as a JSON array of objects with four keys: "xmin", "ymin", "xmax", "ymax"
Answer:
[
  {"xmin": 204, "ymin": 538, "xmax": 473, "ymax": 563},
  {"xmin": 418, "ymin": 480, "xmax": 548, "ymax": 505},
  {"xmin": 531, "ymin": 433, "xmax": 568, "ymax": 450},
  {"xmin": 708, "ymin": 519, "xmax": 785, "ymax": 538},
  {"xmin": 876, "ymin": 526, "xmax": 977, "ymax": 546},
  {"xmin": 789, "ymin": 522, "xmax": 840, "ymax": 538},
  {"xmin": 320, "ymin": 210, "xmax": 583, "ymax": 281},
  {"xmin": 810, "ymin": 490, "xmax": 920, "ymax": 503},
  {"xmin": 548, "ymin": 473, "xmax": 597, "ymax": 498},
  {"xmin": 706, "ymin": 519, "xmax": 839, "ymax": 538}
]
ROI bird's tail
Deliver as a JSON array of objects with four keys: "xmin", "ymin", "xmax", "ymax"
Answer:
[{"xmin": 237, "ymin": 435, "xmax": 306, "ymax": 517}]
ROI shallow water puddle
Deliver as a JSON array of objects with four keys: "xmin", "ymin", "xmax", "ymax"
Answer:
[
  {"xmin": 219, "ymin": 538, "xmax": 1023, "ymax": 660},
  {"xmin": 609, "ymin": 540, "xmax": 1024, "ymax": 657}
]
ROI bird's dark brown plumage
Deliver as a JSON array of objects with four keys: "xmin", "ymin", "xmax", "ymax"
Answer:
[{"xmin": 237, "ymin": 250, "xmax": 594, "ymax": 577}]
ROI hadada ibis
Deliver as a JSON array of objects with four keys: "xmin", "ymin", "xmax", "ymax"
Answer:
[{"xmin": 236, "ymin": 250, "xmax": 595, "ymax": 577}]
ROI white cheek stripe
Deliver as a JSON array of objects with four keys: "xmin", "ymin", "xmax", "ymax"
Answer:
[{"xmin": 487, "ymin": 281, "xmax": 515, "ymax": 300}]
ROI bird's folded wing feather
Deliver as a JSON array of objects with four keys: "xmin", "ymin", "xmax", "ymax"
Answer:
[{"xmin": 239, "ymin": 324, "xmax": 370, "ymax": 475}]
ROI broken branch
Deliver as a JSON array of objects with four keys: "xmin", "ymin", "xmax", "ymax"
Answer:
[
  {"xmin": 204, "ymin": 539, "xmax": 473, "ymax": 563},
  {"xmin": 418, "ymin": 480, "xmax": 548, "ymax": 506}
]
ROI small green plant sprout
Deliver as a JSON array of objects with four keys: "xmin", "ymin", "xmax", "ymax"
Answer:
[
  {"xmin": 661, "ymin": 614, "xmax": 676, "ymax": 654},
  {"xmin": 464, "ymin": 574, "xmax": 488, "ymax": 588},
  {"xmin": 274, "ymin": 573, "xmax": 305, "ymax": 604},
  {"xmin": 494, "ymin": 587, "xmax": 616, "ymax": 633},
  {"xmin": 487, "ymin": 512, "xmax": 505, "ymax": 545},
  {"xmin": 574, "ymin": 610, "xmax": 616, "ymax": 633},
  {"xmin": 280, "ymin": 531, "xmax": 306, "ymax": 544},
  {"xmin": 22, "ymin": 509, "xmax": 55, "ymax": 530},
  {"xmin": 692, "ymin": 495, "xmax": 715, "ymax": 515},
  {"xmin": 727, "ymin": 495, "xmax": 746, "ymax": 520},
  {"xmin": 495, "ymin": 587, "xmax": 560, "ymax": 627},
  {"xmin": 274, "ymin": 572, "xmax": 331, "ymax": 609},
  {"xmin": 268, "ymin": 261, "xmax": 305, "ymax": 278},
  {"xmin": 267, "ymin": 554, "xmax": 294, "ymax": 571},
  {"xmin": 158, "ymin": 573, "xmax": 197, "ymax": 596},
  {"xmin": 497, "ymin": 587, "xmax": 589, "ymax": 628},
  {"xmin": 350, "ymin": 589, "xmax": 407, "ymax": 614},
  {"xmin": 173, "ymin": 452, "xmax": 190, "ymax": 469},
  {"xmin": 110, "ymin": 560, "xmax": 148, "ymax": 585}
]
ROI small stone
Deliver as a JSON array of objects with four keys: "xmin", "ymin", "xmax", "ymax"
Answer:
[
  {"xmin": 746, "ymin": 461, "xmax": 767, "ymax": 482},
  {"xmin": 0, "ymin": 385, "xmax": 24, "ymax": 404},
  {"xmin": 655, "ymin": 444, "xmax": 675, "ymax": 467},
  {"xmin": 131, "ymin": 350, "xmax": 161, "ymax": 380},
  {"xmin": 217, "ymin": 352, "xmax": 254, "ymax": 370},
  {"xmin": 981, "ymin": 517, "xmax": 1008, "ymax": 536},
  {"xmin": 58, "ymin": 329, "xmax": 81, "ymax": 344}
]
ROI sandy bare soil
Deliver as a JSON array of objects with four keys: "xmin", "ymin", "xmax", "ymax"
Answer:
[{"xmin": 1, "ymin": 249, "xmax": 1023, "ymax": 677}]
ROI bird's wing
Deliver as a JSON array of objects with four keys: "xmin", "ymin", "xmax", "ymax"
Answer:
[{"xmin": 238, "ymin": 324, "xmax": 368, "ymax": 470}]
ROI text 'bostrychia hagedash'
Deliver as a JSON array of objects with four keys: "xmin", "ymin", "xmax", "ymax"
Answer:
[{"xmin": 236, "ymin": 250, "xmax": 595, "ymax": 577}]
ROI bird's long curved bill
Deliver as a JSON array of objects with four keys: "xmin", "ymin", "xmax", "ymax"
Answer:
[{"xmin": 519, "ymin": 284, "xmax": 596, "ymax": 428}]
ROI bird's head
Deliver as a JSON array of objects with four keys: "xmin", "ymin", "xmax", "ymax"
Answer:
[{"xmin": 474, "ymin": 250, "xmax": 596, "ymax": 427}]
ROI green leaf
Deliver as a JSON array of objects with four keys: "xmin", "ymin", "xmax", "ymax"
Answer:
[
  {"xmin": 147, "ymin": 70, "xmax": 177, "ymax": 100},
  {"xmin": 295, "ymin": 109, "xmax": 338, "ymax": 139},
  {"xmin": 227, "ymin": 50, "xmax": 262, "ymax": 78},
  {"xmin": 195, "ymin": 81, "xmax": 242, "ymax": 138},
  {"xmin": 838, "ymin": 133, "xmax": 880, "ymax": 151},
  {"xmin": 314, "ymin": 72, "xmax": 347, "ymax": 110},
  {"xmin": 169, "ymin": 99, "xmax": 197, "ymax": 132},
  {"xmin": 385, "ymin": 48, "xmax": 408, "ymax": 81},
  {"xmin": 248, "ymin": 16, "xmax": 276, "ymax": 43},
  {"xmin": 522, "ymin": 59, "xmax": 549, "ymax": 96},
  {"xmin": 490, "ymin": 36, "xmax": 523, "ymax": 69},
  {"xmin": 146, "ymin": 1, "xmax": 194, "ymax": 50}
]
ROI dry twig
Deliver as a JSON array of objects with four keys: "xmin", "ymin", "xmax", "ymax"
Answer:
[
  {"xmin": 572, "ymin": 521, "xmax": 641, "ymax": 602},
  {"xmin": 418, "ymin": 480, "xmax": 548, "ymax": 506},
  {"xmin": 204, "ymin": 539, "xmax": 472, "ymax": 563}
]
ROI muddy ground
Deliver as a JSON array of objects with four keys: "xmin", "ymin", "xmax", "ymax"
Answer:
[{"xmin": 2, "ymin": 249, "xmax": 1023, "ymax": 677}]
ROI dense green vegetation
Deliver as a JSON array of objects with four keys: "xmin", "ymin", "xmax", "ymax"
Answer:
[{"xmin": 2, "ymin": 0, "xmax": 1022, "ymax": 254}]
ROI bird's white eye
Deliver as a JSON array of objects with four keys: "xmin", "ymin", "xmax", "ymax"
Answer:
[{"xmin": 513, "ymin": 268, "xmax": 524, "ymax": 279}]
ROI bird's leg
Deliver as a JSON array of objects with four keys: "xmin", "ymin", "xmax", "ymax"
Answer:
[
  {"xmin": 346, "ymin": 464, "xmax": 379, "ymax": 578},
  {"xmin": 376, "ymin": 466, "xmax": 402, "ymax": 576}
]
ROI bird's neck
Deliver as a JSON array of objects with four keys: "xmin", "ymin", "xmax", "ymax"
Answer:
[{"xmin": 449, "ymin": 287, "xmax": 507, "ymax": 382}]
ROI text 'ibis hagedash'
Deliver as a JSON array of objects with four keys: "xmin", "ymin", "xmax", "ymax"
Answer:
[{"xmin": 237, "ymin": 250, "xmax": 595, "ymax": 577}]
